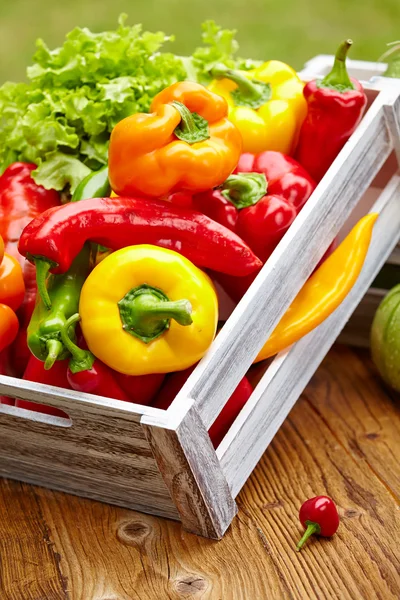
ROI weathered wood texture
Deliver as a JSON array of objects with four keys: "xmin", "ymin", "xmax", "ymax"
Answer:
[
  {"xmin": 0, "ymin": 346, "xmax": 399, "ymax": 600},
  {"xmin": 143, "ymin": 405, "xmax": 237, "ymax": 539},
  {"xmin": 0, "ymin": 386, "xmax": 178, "ymax": 520}
]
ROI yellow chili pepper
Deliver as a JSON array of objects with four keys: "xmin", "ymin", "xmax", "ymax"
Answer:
[
  {"xmin": 209, "ymin": 61, "xmax": 307, "ymax": 155},
  {"xmin": 79, "ymin": 245, "xmax": 218, "ymax": 375},
  {"xmin": 255, "ymin": 213, "xmax": 378, "ymax": 363}
]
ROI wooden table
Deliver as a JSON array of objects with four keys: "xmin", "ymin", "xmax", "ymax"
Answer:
[{"xmin": 0, "ymin": 345, "xmax": 399, "ymax": 600}]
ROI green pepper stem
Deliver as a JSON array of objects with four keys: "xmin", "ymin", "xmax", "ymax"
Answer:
[
  {"xmin": 220, "ymin": 173, "xmax": 267, "ymax": 209},
  {"xmin": 44, "ymin": 339, "xmax": 64, "ymax": 370},
  {"xmin": 320, "ymin": 40, "xmax": 355, "ymax": 92},
  {"xmin": 118, "ymin": 284, "xmax": 193, "ymax": 344},
  {"xmin": 211, "ymin": 64, "xmax": 260, "ymax": 98},
  {"xmin": 210, "ymin": 63, "xmax": 271, "ymax": 109},
  {"xmin": 296, "ymin": 521, "xmax": 321, "ymax": 551},
  {"xmin": 59, "ymin": 314, "xmax": 95, "ymax": 374},
  {"xmin": 35, "ymin": 260, "xmax": 53, "ymax": 310},
  {"xmin": 171, "ymin": 101, "xmax": 210, "ymax": 144}
]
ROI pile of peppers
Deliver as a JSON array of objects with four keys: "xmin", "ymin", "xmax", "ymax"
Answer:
[{"xmin": 0, "ymin": 39, "xmax": 376, "ymax": 449}]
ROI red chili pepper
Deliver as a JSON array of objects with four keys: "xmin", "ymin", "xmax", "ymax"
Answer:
[
  {"xmin": 0, "ymin": 163, "xmax": 60, "ymax": 375},
  {"xmin": 113, "ymin": 372, "xmax": 165, "ymax": 405},
  {"xmin": 295, "ymin": 40, "xmax": 367, "ymax": 183},
  {"xmin": 297, "ymin": 496, "xmax": 340, "ymax": 551},
  {"xmin": 18, "ymin": 196, "xmax": 262, "ymax": 305},
  {"xmin": 153, "ymin": 366, "xmax": 253, "ymax": 448},
  {"xmin": 16, "ymin": 355, "xmax": 70, "ymax": 417}
]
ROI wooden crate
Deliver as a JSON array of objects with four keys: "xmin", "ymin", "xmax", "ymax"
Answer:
[{"xmin": 0, "ymin": 72, "xmax": 400, "ymax": 539}]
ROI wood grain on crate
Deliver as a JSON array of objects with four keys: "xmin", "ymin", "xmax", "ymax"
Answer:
[
  {"xmin": 167, "ymin": 85, "xmax": 397, "ymax": 433},
  {"xmin": 218, "ymin": 174, "xmax": 400, "ymax": 496},
  {"xmin": 0, "ymin": 384, "xmax": 178, "ymax": 520},
  {"xmin": 143, "ymin": 405, "xmax": 237, "ymax": 539},
  {"xmin": 0, "ymin": 346, "xmax": 399, "ymax": 600}
]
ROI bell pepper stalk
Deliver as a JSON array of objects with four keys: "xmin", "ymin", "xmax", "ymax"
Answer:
[
  {"xmin": 297, "ymin": 496, "xmax": 340, "ymax": 551},
  {"xmin": 79, "ymin": 245, "xmax": 218, "ymax": 376},
  {"xmin": 210, "ymin": 64, "xmax": 272, "ymax": 109},
  {"xmin": 153, "ymin": 366, "xmax": 253, "ymax": 448},
  {"xmin": 15, "ymin": 355, "xmax": 70, "ymax": 417},
  {"xmin": 108, "ymin": 81, "xmax": 242, "ymax": 199},
  {"xmin": 295, "ymin": 40, "xmax": 368, "ymax": 182},
  {"xmin": 27, "ymin": 244, "xmax": 91, "ymax": 370},
  {"xmin": 208, "ymin": 61, "xmax": 307, "ymax": 154},
  {"xmin": 18, "ymin": 196, "xmax": 262, "ymax": 309},
  {"xmin": 254, "ymin": 213, "xmax": 378, "ymax": 363}
]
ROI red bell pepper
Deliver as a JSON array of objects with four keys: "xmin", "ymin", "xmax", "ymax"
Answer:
[
  {"xmin": 67, "ymin": 359, "xmax": 133, "ymax": 402},
  {"xmin": 55, "ymin": 317, "xmax": 132, "ymax": 402},
  {"xmin": 235, "ymin": 151, "xmax": 316, "ymax": 212},
  {"xmin": 18, "ymin": 196, "xmax": 262, "ymax": 307},
  {"xmin": 295, "ymin": 40, "xmax": 367, "ymax": 182},
  {"xmin": 16, "ymin": 355, "xmax": 70, "ymax": 417},
  {"xmin": 191, "ymin": 152, "xmax": 315, "ymax": 262},
  {"xmin": 153, "ymin": 367, "xmax": 253, "ymax": 448},
  {"xmin": 113, "ymin": 372, "xmax": 165, "ymax": 405},
  {"xmin": 0, "ymin": 163, "xmax": 60, "ymax": 375},
  {"xmin": 0, "ymin": 348, "xmax": 14, "ymax": 405}
]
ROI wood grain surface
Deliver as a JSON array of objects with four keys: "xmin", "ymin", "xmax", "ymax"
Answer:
[{"xmin": 0, "ymin": 344, "xmax": 399, "ymax": 600}]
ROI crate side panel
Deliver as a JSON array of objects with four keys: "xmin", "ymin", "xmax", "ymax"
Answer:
[{"xmin": 0, "ymin": 403, "xmax": 177, "ymax": 517}]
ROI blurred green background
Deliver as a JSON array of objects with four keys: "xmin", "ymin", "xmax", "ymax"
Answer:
[{"xmin": 0, "ymin": 0, "xmax": 398, "ymax": 83}]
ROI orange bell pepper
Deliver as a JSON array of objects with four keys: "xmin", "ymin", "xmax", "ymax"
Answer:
[
  {"xmin": 109, "ymin": 81, "xmax": 242, "ymax": 198},
  {"xmin": 0, "ymin": 252, "xmax": 25, "ymax": 311},
  {"xmin": 0, "ymin": 304, "xmax": 19, "ymax": 353}
]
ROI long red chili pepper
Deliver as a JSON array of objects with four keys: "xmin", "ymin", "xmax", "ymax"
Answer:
[
  {"xmin": 153, "ymin": 366, "xmax": 253, "ymax": 448},
  {"xmin": 0, "ymin": 163, "xmax": 60, "ymax": 375},
  {"xmin": 297, "ymin": 496, "xmax": 340, "ymax": 551},
  {"xmin": 16, "ymin": 355, "xmax": 70, "ymax": 417},
  {"xmin": 295, "ymin": 40, "xmax": 367, "ymax": 182},
  {"xmin": 18, "ymin": 196, "xmax": 262, "ymax": 306}
]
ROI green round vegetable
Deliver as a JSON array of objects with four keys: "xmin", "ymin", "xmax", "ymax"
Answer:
[{"xmin": 371, "ymin": 284, "xmax": 400, "ymax": 391}]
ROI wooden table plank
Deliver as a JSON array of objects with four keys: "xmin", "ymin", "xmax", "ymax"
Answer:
[{"xmin": 0, "ymin": 345, "xmax": 399, "ymax": 600}]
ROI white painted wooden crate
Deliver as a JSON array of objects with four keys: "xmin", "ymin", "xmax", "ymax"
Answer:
[{"xmin": 0, "ymin": 70, "xmax": 400, "ymax": 539}]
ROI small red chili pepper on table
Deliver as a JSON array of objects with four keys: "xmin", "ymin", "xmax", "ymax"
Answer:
[{"xmin": 297, "ymin": 496, "xmax": 340, "ymax": 551}]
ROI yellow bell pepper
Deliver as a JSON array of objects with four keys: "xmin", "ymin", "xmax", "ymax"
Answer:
[
  {"xmin": 209, "ymin": 61, "xmax": 307, "ymax": 155},
  {"xmin": 79, "ymin": 245, "xmax": 218, "ymax": 375},
  {"xmin": 255, "ymin": 213, "xmax": 378, "ymax": 362}
]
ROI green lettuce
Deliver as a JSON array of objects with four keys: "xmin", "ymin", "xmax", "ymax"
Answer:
[{"xmin": 0, "ymin": 17, "xmax": 247, "ymax": 193}]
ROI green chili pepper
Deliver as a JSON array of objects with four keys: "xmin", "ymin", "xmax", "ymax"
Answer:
[
  {"xmin": 27, "ymin": 244, "xmax": 92, "ymax": 369},
  {"xmin": 71, "ymin": 165, "xmax": 111, "ymax": 202}
]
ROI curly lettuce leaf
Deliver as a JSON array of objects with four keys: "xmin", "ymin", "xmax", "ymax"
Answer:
[{"xmin": 0, "ymin": 16, "xmax": 246, "ymax": 192}]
